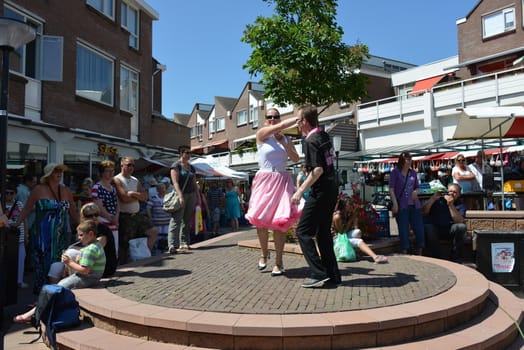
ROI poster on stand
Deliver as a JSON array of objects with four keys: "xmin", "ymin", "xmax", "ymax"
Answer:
[{"xmin": 491, "ymin": 242, "xmax": 515, "ymax": 273}]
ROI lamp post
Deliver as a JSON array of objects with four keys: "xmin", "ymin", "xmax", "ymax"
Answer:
[
  {"xmin": 332, "ymin": 135, "xmax": 341, "ymax": 172},
  {"xmin": 0, "ymin": 17, "xmax": 35, "ymax": 208},
  {"xmin": 0, "ymin": 17, "xmax": 35, "ymax": 331},
  {"xmin": 332, "ymin": 135, "xmax": 342, "ymax": 192}
]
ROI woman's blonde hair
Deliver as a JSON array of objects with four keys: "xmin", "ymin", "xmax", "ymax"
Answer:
[{"xmin": 80, "ymin": 202, "xmax": 100, "ymax": 220}]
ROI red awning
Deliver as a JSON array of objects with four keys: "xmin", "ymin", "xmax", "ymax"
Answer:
[{"xmin": 409, "ymin": 75, "xmax": 446, "ymax": 95}]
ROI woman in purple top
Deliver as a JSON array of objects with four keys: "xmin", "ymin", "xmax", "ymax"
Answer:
[{"xmin": 389, "ymin": 152, "xmax": 425, "ymax": 255}]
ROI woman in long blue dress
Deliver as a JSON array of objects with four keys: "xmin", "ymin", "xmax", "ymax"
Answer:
[
  {"xmin": 15, "ymin": 163, "xmax": 78, "ymax": 294},
  {"xmin": 224, "ymin": 181, "xmax": 241, "ymax": 231}
]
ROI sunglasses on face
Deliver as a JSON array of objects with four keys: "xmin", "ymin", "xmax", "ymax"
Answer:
[
  {"xmin": 457, "ymin": 159, "xmax": 465, "ymax": 162},
  {"xmin": 265, "ymin": 114, "xmax": 280, "ymax": 120},
  {"xmin": 5, "ymin": 191, "xmax": 15, "ymax": 195},
  {"xmin": 84, "ymin": 213, "xmax": 99, "ymax": 219},
  {"xmin": 123, "ymin": 163, "xmax": 135, "ymax": 167}
]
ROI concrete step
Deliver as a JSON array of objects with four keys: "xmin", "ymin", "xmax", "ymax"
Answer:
[
  {"xmin": 53, "ymin": 281, "xmax": 523, "ymax": 350},
  {"xmin": 56, "ymin": 325, "xmax": 214, "ymax": 349},
  {"xmin": 52, "ymin": 257, "xmax": 524, "ymax": 350}
]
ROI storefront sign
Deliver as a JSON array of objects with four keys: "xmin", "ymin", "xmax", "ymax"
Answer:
[
  {"xmin": 491, "ymin": 242, "xmax": 515, "ymax": 273},
  {"xmin": 98, "ymin": 143, "xmax": 119, "ymax": 158}
]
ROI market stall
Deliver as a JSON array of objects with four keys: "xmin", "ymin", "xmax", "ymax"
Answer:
[{"xmin": 454, "ymin": 107, "xmax": 524, "ymax": 210}]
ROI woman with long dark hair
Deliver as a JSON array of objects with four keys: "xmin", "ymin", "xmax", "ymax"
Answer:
[{"xmin": 389, "ymin": 152, "xmax": 424, "ymax": 255}]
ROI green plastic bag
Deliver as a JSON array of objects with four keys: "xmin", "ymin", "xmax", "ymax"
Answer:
[{"xmin": 334, "ymin": 233, "xmax": 357, "ymax": 262}]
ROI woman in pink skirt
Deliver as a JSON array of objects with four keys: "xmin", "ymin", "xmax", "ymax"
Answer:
[{"xmin": 245, "ymin": 108, "xmax": 300, "ymax": 276}]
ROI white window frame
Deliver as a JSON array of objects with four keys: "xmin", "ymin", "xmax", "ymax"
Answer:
[
  {"xmin": 237, "ymin": 110, "xmax": 247, "ymax": 126},
  {"xmin": 190, "ymin": 127, "xmax": 196, "ymax": 139},
  {"xmin": 120, "ymin": 64, "xmax": 139, "ymax": 113},
  {"xmin": 76, "ymin": 42, "xmax": 115, "ymax": 106},
  {"xmin": 482, "ymin": 7, "xmax": 515, "ymax": 39},
  {"xmin": 209, "ymin": 119, "xmax": 215, "ymax": 138},
  {"xmin": 121, "ymin": 2, "xmax": 139, "ymax": 49},
  {"xmin": 86, "ymin": 0, "xmax": 114, "ymax": 20},
  {"xmin": 4, "ymin": 6, "xmax": 43, "ymax": 79},
  {"xmin": 216, "ymin": 117, "xmax": 225, "ymax": 131},
  {"xmin": 197, "ymin": 124, "xmax": 203, "ymax": 141},
  {"xmin": 251, "ymin": 105, "xmax": 259, "ymax": 128}
]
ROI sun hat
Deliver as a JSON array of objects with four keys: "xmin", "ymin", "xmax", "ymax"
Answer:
[
  {"xmin": 160, "ymin": 176, "xmax": 171, "ymax": 184},
  {"xmin": 40, "ymin": 163, "xmax": 68, "ymax": 184}
]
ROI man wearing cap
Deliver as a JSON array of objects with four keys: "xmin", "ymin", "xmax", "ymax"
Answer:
[{"xmin": 113, "ymin": 156, "xmax": 158, "ymax": 264}]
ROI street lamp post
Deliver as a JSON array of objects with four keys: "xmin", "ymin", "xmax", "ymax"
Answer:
[
  {"xmin": 0, "ymin": 17, "xmax": 36, "ymax": 208},
  {"xmin": 332, "ymin": 135, "xmax": 341, "ymax": 172},
  {"xmin": 0, "ymin": 16, "xmax": 35, "ymax": 331}
]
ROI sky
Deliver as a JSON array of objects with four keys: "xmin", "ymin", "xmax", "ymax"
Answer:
[{"xmin": 147, "ymin": 0, "xmax": 479, "ymax": 117}]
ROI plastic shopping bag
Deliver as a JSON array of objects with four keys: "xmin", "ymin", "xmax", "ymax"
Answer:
[{"xmin": 333, "ymin": 233, "xmax": 356, "ymax": 262}]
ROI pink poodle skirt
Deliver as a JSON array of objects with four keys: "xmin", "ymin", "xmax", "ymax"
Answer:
[{"xmin": 245, "ymin": 170, "xmax": 302, "ymax": 232}]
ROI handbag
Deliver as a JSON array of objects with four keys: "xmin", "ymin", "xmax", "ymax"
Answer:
[
  {"xmin": 334, "ymin": 233, "xmax": 356, "ymax": 262},
  {"xmin": 163, "ymin": 172, "xmax": 190, "ymax": 213}
]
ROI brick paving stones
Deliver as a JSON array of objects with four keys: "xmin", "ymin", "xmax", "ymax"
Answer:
[{"xmin": 106, "ymin": 229, "xmax": 456, "ymax": 314}]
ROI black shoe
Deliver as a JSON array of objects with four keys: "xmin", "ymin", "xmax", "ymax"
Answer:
[
  {"xmin": 324, "ymin": 278, "xmax": 342, "ymax": 288},
  {"xmin": 301, "ymin": 277, "xmax": 330, "ymax": 288}
]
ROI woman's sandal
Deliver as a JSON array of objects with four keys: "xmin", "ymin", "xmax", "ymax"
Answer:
[
  {"xmin": 258, "ymin": 252, "xmax": 270, "ymax": 271},
  {"xmin": 13, "ymin": 315, "xmax": 32, "ymax": 324},
  {"xmin": 373, "ymin": 255, "xmax": 388, "ymax": 264},
  {"xmin": 271, "ymin": 264, "xmax": 284, "ymax": 277}
]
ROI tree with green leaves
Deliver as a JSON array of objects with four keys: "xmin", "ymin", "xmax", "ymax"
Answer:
[{"xmin": 242, "ymin": 0, "xmax": 369, "ymax": 108}]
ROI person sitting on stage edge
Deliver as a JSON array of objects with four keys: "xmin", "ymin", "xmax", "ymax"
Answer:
[
  {"xmin": 422, "ymin": 183, "xmax": 467, "ymax": 262},
  {"xmin": 332, "ymin": 195, "xmax": 388, "ymax": 264},
  {"xmin": 13, "ymin": 220, "xmax": 106, "ymax": 324}
]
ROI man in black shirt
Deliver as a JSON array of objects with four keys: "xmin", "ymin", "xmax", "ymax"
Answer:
[
  {"xmin": 422, "ymin": 183, "xmax": 467, "ymax": 262},
  {"xmin": 292, "ymin": 105, "xmax": 340, "ymax": 288}
]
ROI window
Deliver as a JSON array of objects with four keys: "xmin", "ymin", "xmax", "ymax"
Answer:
[
  {"xmin": 87, "ymin": 0, "xmax": 114, "ymax": 19},
  {"xmin": 76, "ymin": 43, "xmax": 114, "ymax": 106},
  {"xmin": 482, "ymin": 7, "xmax": 515, "ymax": 38},
  {"xmin": 4, "ymin": 7, "xmax": 41, "ymax": 79},
  {"xmin": 121, "ymin": 2, "xmax": 139, "ymax": 49},
  {"xmin": 197, "ymin": 124, "xmax": 203, "ymax": 140},
  {"xmin": 190, "ymin": 127, "xmax": 195, "ymax": 139},
  {"xmin": 237, "ymin": 110, "xmax": 247, "ymax": 126},
  {"xmin": 249, "ymin": 105, "xmax": 259, "ymax": 128},
  {"xmin": 209, "ymin": 119, "xmax": 215, "ymax": 138},
  {"xmin": 120, "ymin": 65, "xmax": 138, "ymax": 112},
  {"xmin": 216, "ymin": 117, "xmax": 225, "ymax": 131}
]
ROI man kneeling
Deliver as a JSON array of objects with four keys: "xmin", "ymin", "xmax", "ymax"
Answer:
[{"xmin": 422, "ymin": 184, "xmax": 467, "ymax": 262}]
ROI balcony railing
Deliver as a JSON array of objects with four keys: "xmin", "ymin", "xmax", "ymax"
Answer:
[
  {"xmin": 357, "ymin": 66, "xmax": 524, "ymax": 130},
  {"xmin": 208, "ymin": 139, "xmax": 304, "ymax": 168}
]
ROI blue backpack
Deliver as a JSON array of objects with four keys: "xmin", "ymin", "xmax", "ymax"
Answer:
[{"xmin": 27, "ymin": 284, "xmax": 81, "ymax": 349}]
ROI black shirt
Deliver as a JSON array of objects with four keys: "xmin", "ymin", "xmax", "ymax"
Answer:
[
  {"xmin": 304, "ymin": 128, "xmax": 337, "ymax": 192},
  {"xmin": 97, "ymin": 223, "xmax": 117, "ymax": 277}
]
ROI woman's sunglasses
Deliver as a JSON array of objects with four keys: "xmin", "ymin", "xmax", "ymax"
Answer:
[{"xmin": 84, "ymin": 213, "xmax": 100, "ymax": 219}]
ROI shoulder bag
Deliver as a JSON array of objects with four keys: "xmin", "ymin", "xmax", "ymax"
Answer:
[{"xmin": 163, "ymin": 169, "xmax": 190, "ymax": 213}]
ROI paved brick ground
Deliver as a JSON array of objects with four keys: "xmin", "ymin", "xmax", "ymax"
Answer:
[{"xmin": 106, "ymin": 229, "xmax": 456, "ymax": 314}]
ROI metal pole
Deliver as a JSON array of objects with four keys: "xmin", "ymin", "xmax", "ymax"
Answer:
[
  {"xmin": 0, "ymin": 45, "xmax": 9, "ymax": 350},
  {"xmin": 0, "ymin": 47, "xmax": 10, "ymax": 210}
]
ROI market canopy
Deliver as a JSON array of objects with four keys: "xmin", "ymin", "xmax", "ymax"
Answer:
[
  {"xmin": 453, "ymin": 106, "xmax": 524, "ymax": 139},
  {"xmin": 191, "ymin": 157, "xmax": 249, "ymax": 180}
]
